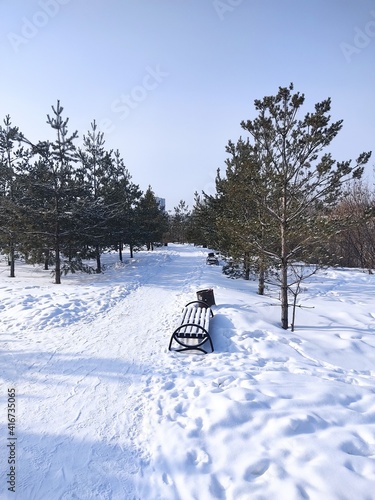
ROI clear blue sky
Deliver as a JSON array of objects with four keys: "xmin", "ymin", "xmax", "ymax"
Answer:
[{"xmin": 1, "ymin": 0, "xmax": 374, "ymax": 211}]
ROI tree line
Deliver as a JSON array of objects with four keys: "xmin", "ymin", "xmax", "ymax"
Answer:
[{"xmin": 0, "ymin": 101, "xmax": 168, "ymax": 284}]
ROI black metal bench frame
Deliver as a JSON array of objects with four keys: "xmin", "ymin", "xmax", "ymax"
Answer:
[{"xmin": 168, "ymin": 300, "xmax": 214, "ymax": 354}]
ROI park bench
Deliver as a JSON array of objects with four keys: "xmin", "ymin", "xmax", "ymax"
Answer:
[{"xmin": 168, "ymin": 300, "xmax": 214, "ymax": 354}]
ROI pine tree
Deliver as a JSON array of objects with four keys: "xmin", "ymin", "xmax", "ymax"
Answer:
[
  {"xmin": 102, "ymin": 149, "xmax": 142, "ymax": 260},
  {"xmin": 238, "ymin": 84, "xmax": 371, "ymax": 329},
  {"xmin": 77, "ymin": 120, "xmax": 110, "ymax": 273},
  {"xmin": 15, "ymin": 156, "xmax": 56, "ymax": 269},
  {"xmin": 187, "ymin": 192, "xmax": 219, "ymax": 249},
  {"xmin": 212, "ymin": 138, "xmax": 275, "ymax": 287},
  {"xmin": 169, "ymin": 200, "xmax": 190, "ymax": 243},
  {"xmin": 137, "ymin": 187, "xmax": 168, "ymax": 250},
  {"xmin": 0, "ymin": 115, "xmax": 29, "ymax": 277},
  {"xmin": 32, "ymin": 101, "xmax": 79, "ymax": 284}
]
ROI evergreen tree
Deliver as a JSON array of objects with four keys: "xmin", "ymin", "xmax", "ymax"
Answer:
[
  {"xmin": 137, "ymin": 186, "xmax": 168, "ymax": 250},
  {"xmin": 0, "ymin": 115, "xmax": 29, "ymax": 277},
  {"xmin": 207, "ymin": 85, "xmax": 372, "ymax": 328},
  {"xmin": 102, "ymin": 149, "xmax": 142, "ymax": 260},
  {"xmin": 30, "ymin": 101, "xmax": 80, "ymax": 284},
  {"xmin": 187, "ymin": 192, "xmax": 219, "ymax": 249},
  {"xmin": 77, "ymin": 120, "xmax": 110, "ymax": 273},
  {"xmin": 238, "ymin": 84, "xmax": 371, "ymax": 329},
  {"xmin": 15, "ymin": 156, "xmax": 56, "ymax": 269},
  {"xmin": 169, "ymin": 200, "xmax": 190, "ymax": 243},
  {"xmin": 212, "ymin": 139, "xmax": 275, "ymax": 287}
]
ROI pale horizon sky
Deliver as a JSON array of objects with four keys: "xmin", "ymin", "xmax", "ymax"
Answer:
[{"xmin": 1, "ymin": 0, "xmax": 374, "ymax": 211}]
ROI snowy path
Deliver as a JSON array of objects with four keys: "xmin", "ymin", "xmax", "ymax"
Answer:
[{"xmin": 1, "ymin": 245, "xmax": 375, "ymax": 499}]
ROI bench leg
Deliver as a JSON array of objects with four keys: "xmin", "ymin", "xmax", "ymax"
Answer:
[{"xmin": 168, "ymin": 333, "xmax": 214, "ymax": 354}]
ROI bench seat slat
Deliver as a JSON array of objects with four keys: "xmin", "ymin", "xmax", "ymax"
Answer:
[
  {"xmin": 177, "ymin": 307, "xmax": 209, "ymax": 337},
  {"xmin": 179, "ymin": 307, "xmax": 199, "ymax": 335}
]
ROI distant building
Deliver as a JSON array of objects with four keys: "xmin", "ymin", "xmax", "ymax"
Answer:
[{"xmin": 156, "ymin": 197, "xmax": 166, "ymax": 211}]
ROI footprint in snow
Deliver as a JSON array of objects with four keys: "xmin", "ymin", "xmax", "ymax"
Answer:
[
  {"xmin": 186, "ymin": 417, "xmax": 203, "ymax": 438},
  {"xmin": 244, "ymin": 458, "xmax": 270, "ymax": 480},
  {"xmin": 186, "ymin": 448, "xmax": 211, "ymax": 470},
  {"xmin": 162, "ymin": 381, "xmax": 175, "ymax": 391},
  {"xmin": 162, "ymin": 472, "xmax": 173, "ymax": 485}
]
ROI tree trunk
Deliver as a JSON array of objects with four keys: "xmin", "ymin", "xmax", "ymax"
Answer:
[
  {"xmin": 280, "ymin": 260, "xmax": 288, "ymax": 329},
  {"xmin": 44, "ymin": 249, "xmax": 49, "ymax": 270},
  {"xmin": 244, "ymin": 251, "xmax": 250, "ymax": 280},
  {"xmin": 118, "ymin": 242, "xmax": 123, "ymax": 262},
  {"xmin": 95, "ymin": 244, "xmax": 101, "ymax": 273},
  {"xmin": 130, "ymin": 243, "xmax": 134, "ymax": 258},
  {"xmin": 280, "ymin": 202, "xmax": 288, "ymax": 329},
  {"xmin": 9, "ymin": 242, "xmax": 15, "ymax": 278},
  {"xmin": 55, "ymin": 241, "xmax": 61, "ymax": 285},
  {"xmin": 258, "ymin": 260, "xmax": 265, "ymax": 295},
  {"xmin": 258, "ymin": 225, "xmax": 266, "ymax": 295}
]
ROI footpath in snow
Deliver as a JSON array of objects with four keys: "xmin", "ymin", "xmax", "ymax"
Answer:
[{"xmin": 1, "ymin": 244, "xmax": 375, "ymax": 499}]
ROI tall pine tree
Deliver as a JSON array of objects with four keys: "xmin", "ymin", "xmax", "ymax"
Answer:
[{"xmin": 215, "ymin": 84, "xmax": 371, "ymax": 329}]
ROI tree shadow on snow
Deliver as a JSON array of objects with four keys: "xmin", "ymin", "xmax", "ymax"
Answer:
[
  {"xmin": 0, "ymin": 425, "xmax": 142, "ymax": 499},
  {"xmin": 0, "ymin": 349, "xmax": 150, "ymax": 385},
  {"xmin": 0, "ymin": 350, "xmax": 150, "ymax": 498}
]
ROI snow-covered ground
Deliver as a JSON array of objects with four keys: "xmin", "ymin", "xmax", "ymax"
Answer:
[{"xmin": 1, "ymin": 244, "xmax": 375, "ymax": 499}]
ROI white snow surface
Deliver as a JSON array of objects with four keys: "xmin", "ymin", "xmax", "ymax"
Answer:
[{"xmin": 1, "ymin": 244, "xmax": 375, "ymax": 500}]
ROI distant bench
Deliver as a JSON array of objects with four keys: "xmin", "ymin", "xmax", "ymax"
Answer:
[{"xmin": 168, "ymin": 300, "xmax": 214, "ymax": 354}]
